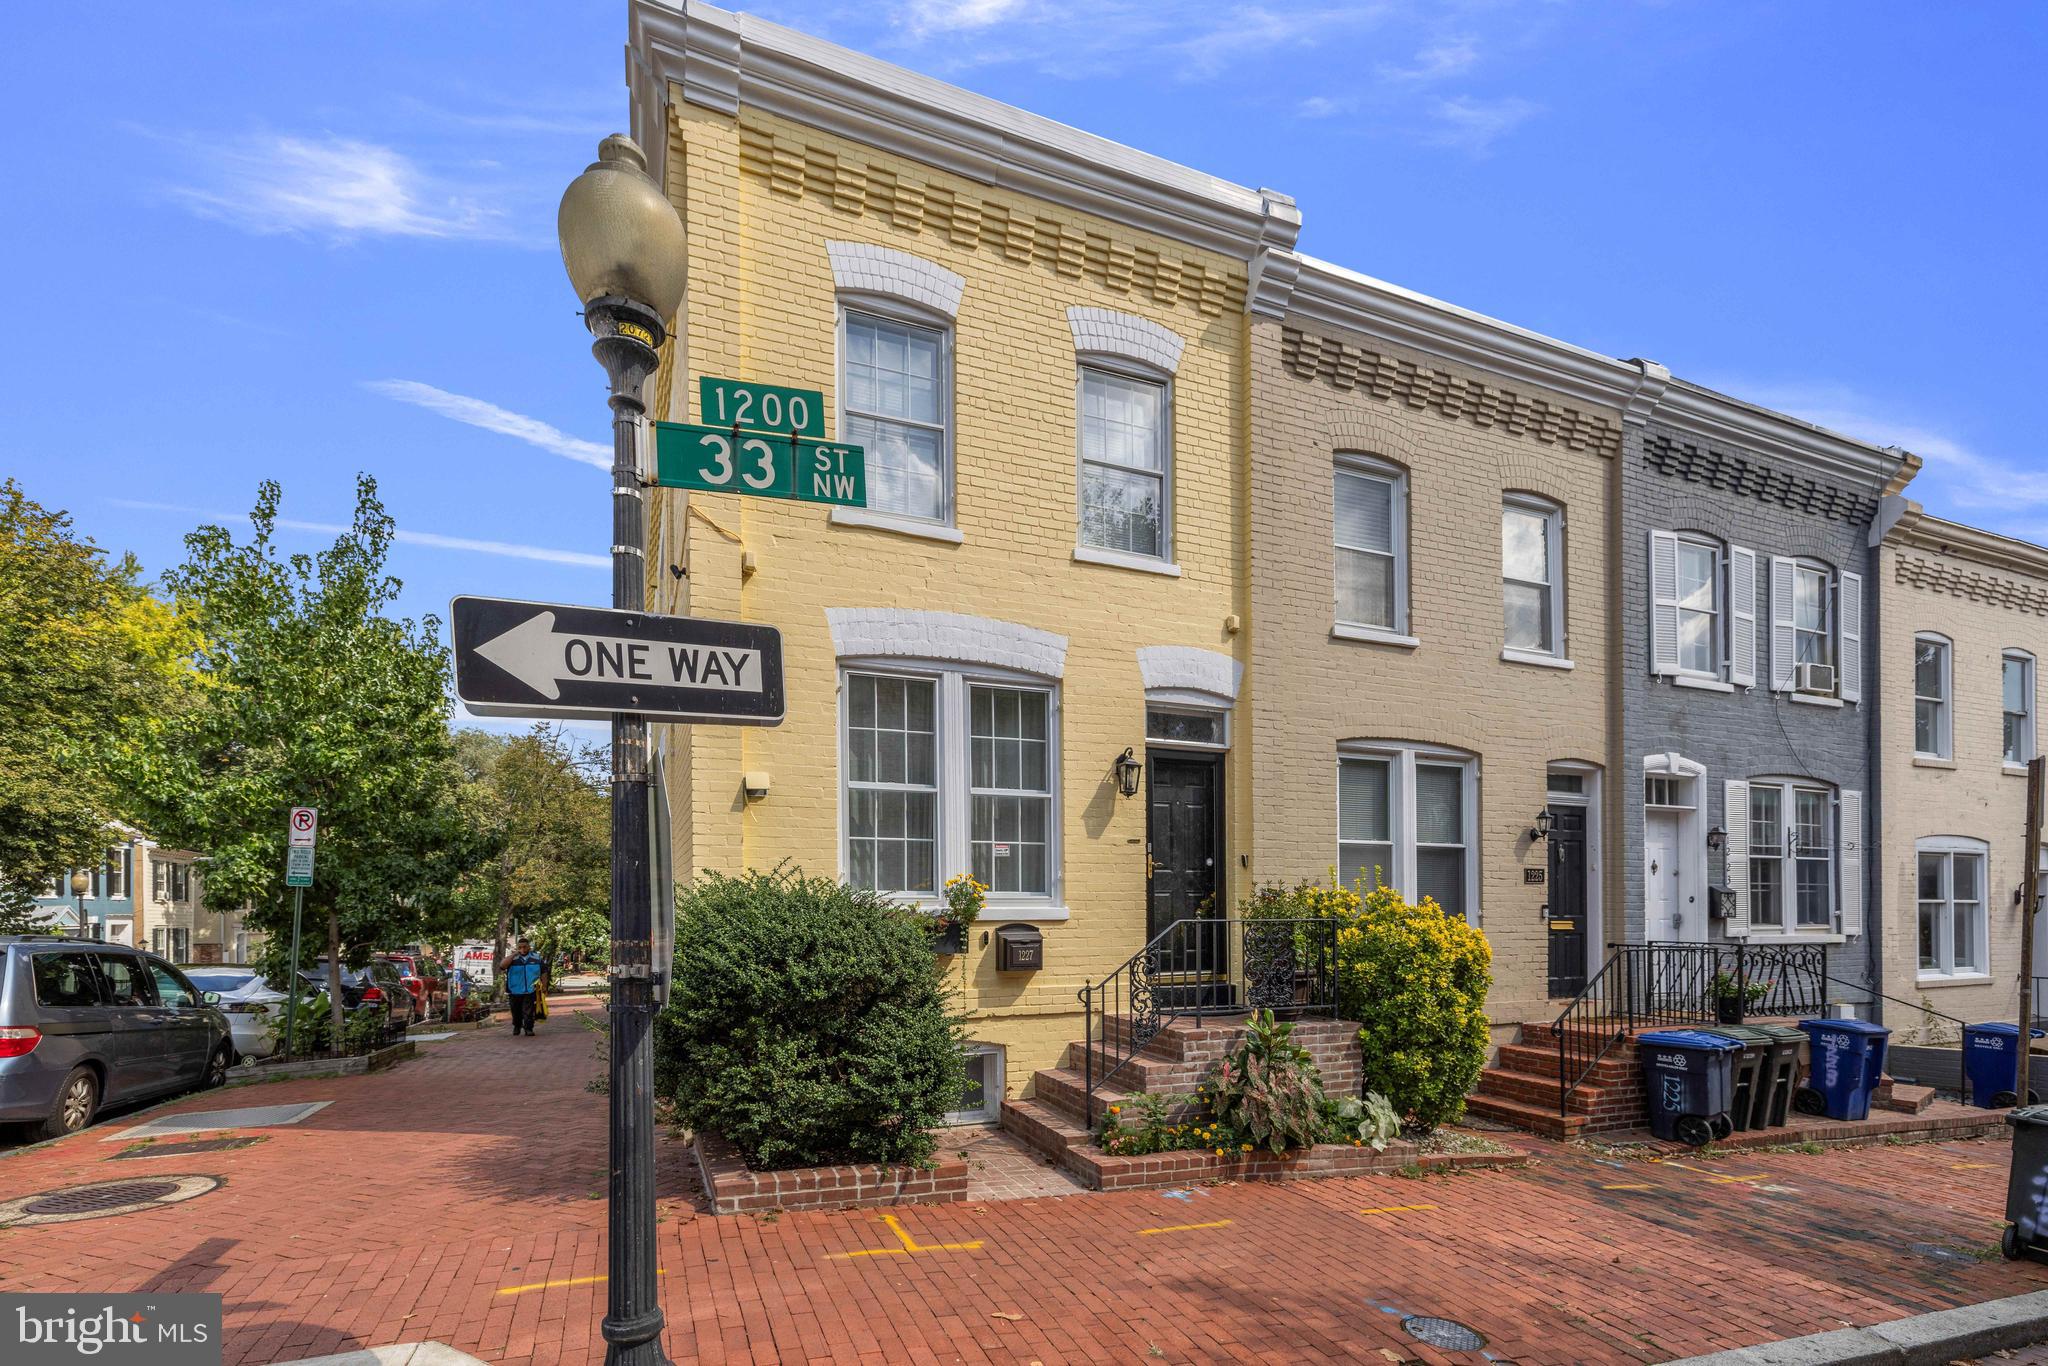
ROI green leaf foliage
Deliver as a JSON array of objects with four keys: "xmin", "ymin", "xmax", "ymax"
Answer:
[
  {"xmin": 1204, "ymin": 1009, "xmax": 1327, "ymax": 1154},
  {"xmin": 655, "ymin": 867, "xmax": 965, "ymax": 1170},
  {"xmin": 448, "ymin": 724, "xmax": 608, "ymax": 962}
]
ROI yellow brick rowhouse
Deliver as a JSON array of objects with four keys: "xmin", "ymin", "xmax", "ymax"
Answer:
[{"xmin": 627, "ymin": 0, "xmax": 1300, "ymax": 1105}]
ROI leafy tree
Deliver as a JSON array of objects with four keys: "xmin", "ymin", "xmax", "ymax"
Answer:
[
  {"xmin": 120, "ymin": 477, "xmax": 490, "ymax": 1043},
  {"xmin": 532, "ymin": 902, "xmax": 609, "ymax": 970},
  {"xmin": 0, "ymin": 480, "xmax": 194, "ymax": 931},
  {"xmin": 453, "ymin": 724, "xmax": 609, "ymax": 967}
]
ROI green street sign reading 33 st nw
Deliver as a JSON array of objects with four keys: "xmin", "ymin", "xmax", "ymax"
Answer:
[
  {"xmin": 654, "ymin": 422, "xmax": 866, "ymax": 508},
  {"xmin": 699, "ymin": 377, "xmax": 826, "ymax": 438}
]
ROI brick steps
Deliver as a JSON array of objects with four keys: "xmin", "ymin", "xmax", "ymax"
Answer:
[
  {"xmin": 1029, "ymin": 1066, "xmax": 1134, "ymax": 1129},
  {"xmin": 1879, "ymin": 1081, "xmax": 1936, "ymax": 1114},
  {"xmin": 1463, "ymin": 1092, "xmax": 1588, "ymax": 1140}
]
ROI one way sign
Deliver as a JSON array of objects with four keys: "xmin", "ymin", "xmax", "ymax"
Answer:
[{"xmin": 451, "ymin": 596, "xmax": 784, "ymax": 725}]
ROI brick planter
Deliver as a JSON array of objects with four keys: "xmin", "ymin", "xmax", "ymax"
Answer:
[{"xmin": 693, "ymin": 1132, "xmax": 967, "ymax": 1215}]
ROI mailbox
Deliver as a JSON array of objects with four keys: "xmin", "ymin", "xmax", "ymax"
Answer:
[
  {"xmin": 995, "ymin": 924, "xmax": 1043, "ymax": 973},
  {"xmin": 1708, "ymin": 884, "xmax": 1733, "ymax": 919}
]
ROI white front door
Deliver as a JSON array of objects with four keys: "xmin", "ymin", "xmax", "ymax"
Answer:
[{"xmin": 1644, "ymin": 813, "xmax": 1691, "ymax": 942}]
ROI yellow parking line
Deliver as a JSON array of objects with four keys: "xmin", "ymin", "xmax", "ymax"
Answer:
[
  {"xmin": 827, "ymin": 1212, "xmax": 983, "ymax": 1260},
  {"xmin": 1953, "ymin": 1162, "xmax": 1995, "ymax": 1170},
  {"xmin": 498, "ymin": 1270, "xmax": 667, "ymax": 1297},
  {"xmin": 1139, "ymin": 1219, "xmax": 1233, "ymax": 1236},
  {"xmin": 1602, "ymin": 1183, "xmax": 1653, "ymax": 1191},
  {"xmin": 1358, "ymin": 1204, "xmax": 1438, "ymax": 1216},
  {"xmin": 1706, "ymin": 1173, "xmax": 1771, "ymax": 1185}
]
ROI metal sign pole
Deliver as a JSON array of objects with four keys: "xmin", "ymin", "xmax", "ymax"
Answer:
[
  {"xmin": 2020, "ymin": 756, "xmax": 2043, "ymax": 1107},
  {"xmin": 283, "ymin": 886, "xmax": 304, "ymax": 1062}
]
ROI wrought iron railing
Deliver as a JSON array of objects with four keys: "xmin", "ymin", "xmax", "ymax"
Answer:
[
  {"xmin": 1554, "ymin": 941, "xmax": 1829, "ymax": 1113},
  {"xmin": 1079, "ymin": 915, "xmax": 1337, "ymax": 1109}
]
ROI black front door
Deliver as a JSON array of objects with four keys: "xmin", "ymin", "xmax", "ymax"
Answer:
[
  {"xmin": 1546, "ymin": 804, "xmax": 1589, "ymax": 998},
  {"xmin": 1147, "ymin": 751, "xmax": 1224, "ymax": 983}
]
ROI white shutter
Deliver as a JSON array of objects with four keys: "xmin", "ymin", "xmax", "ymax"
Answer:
[
  {"xmin": 1838, "ymin": 789, "xmax": 1864, "ymax": 936},
  {"xmin": 1838, "ymin": 570, "xmax": 1863, "ymax": 703},
  {"xmin": 1649, "ymin": 530, "xmax": 1680, "ymax": 676},
  {"xmin": 1728, "ymin": 546, "xmax": 1758, "ymax": 688},
  {"xmin": 1769, "ymin": 556, "xmax": 1798, "ymax": 691},
  {"xmin": 1723, "ymin": 780, "xmax": 1750, "ymax": 937}
]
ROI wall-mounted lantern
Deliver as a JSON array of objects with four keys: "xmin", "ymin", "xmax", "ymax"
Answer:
[
  {"xmin": 1706, "ymin": 825, "xmax": 1728, "ymax": 852},
  {"xmin": 1528, "ymin": 808, "xmax": 1553, "ymax": 842},
  {"xmin": 1114, "ymin": 747, "xmax": 1143, "ymax": 799}
]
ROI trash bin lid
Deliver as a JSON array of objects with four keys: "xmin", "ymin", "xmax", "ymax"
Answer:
[
  {"xmin": 1798, "ymin": 1017, "xmax": 1891, "ymax": 1038},
  {"xmin": 1639, "ymin": 1029, "xmax": 1744, "ymax": 1051},
  {"xmin": 1967, "ymin": 1022, "xmax": 2047, "ymax": 1039},
  {"xmin": 2010, "ymin": 1104, "xmax": 2048, "ymax": 1128},
  {"xmin": 1699, "ymin": 1025, "xmax": 1771, "ymax": 1043},
  {"xmin": 1749, "ymin": 1024, "xmax": 1809, "ymax": 1043}
]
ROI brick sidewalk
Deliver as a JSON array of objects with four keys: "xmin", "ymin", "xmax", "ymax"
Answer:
[{"xmin": 3, "ymin": 997, "xmax": 2045, "ymax": 1364}]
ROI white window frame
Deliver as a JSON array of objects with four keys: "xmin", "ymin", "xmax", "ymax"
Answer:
[
  {"xmin": 1144, "ymin": 704, "xmax": 1228, "ymax": 751},
  {"xmin": 1502, "ymin": 494, "xmax": 1566, "ymax": 662},
  {"xmin": 834, "ymin": 299, "xmax": 956, "ymax": 532},
  {"xmin": 1333, "ymin": 455, "xmax": 1410, "ymax": 641},
  {"xmin": 838, "ymin": 661, "xmax": 1064, "ymax": 917},
  {"xmin": 1746, "ymin": 778, "xmax": 1837, "ymax": 936},
  {"xmin": 1336, "ymin": 742, "xmax": 1479, "ymax": 926},
  {"xmin": 2005, "ymin": 649, "xmax": 2036, "ymax": 768},
  {"xmin": 1074, "ymin": 357, "xmax": 1174, "ymax": 569},
  {"xmin": 1792, "ymin": 559, "xmax": 1834, "ymax": 673},
  {"xmin": 1914, "ymin": 634, "xmax": 1952, "ymax": 759},
  {"xmin": 946, "ymin": 1042, "xmax": 1004, "ymax": 1125},
  {"xmin": 1916, "ymin": 836, "xmax": 1989, "ymax": 980}
]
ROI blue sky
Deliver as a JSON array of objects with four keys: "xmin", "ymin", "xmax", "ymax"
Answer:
[{"xmin": 4, "ymin": 2, "xmax": 2044, "ymax": 733}]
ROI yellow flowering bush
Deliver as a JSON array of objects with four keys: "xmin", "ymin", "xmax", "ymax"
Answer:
[{"xmin": 1330, "ymin": 875, "xmax": 1493, "ymax": 1130}]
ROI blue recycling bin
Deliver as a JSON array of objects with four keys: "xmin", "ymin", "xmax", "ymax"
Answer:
[
  {"xmin": 1963, "ymin": 1023, "xmax": 2046, "ymax": 1109},
  {"xmin": 1793, "ymin": 1018, "xmax": 1890, "ymax": 1121},
  {"xmin": 1638, "ymin": 1029, "xmax": 1742, "ymax": 1146}
]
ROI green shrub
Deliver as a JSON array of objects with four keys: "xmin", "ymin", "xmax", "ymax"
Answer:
[
  {"xmin": 654, "ymin": 867, "xmax": 964, "ymax": 1170},
  {"xmin": 1205, "ymin": 1009, "xmax": 1327, "ymax": 1154},
  {"xmin": 1332, "ymin": 878, "xmax": 1493, "ymax": 1130}
]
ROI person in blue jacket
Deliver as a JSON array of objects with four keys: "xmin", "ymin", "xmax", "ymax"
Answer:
[{"xmin": 500, "ymin": 938, "xmax": 546, "ymax": 1036}]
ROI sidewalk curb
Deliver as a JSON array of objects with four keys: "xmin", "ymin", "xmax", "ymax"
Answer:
[
  {"xmin": 1658, "ymin": 1289, "xmax": 2048, "ymax": 1365},
  {"xmin": 275, "ymin": 1342, "xmax": 485, "ymax": 1365}
]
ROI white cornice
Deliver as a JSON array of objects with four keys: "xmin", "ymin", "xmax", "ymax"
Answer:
[
  {"xmin": 627, "ymin": 0, "xmax": 1300, "ymax": 264},
  {"xmin": 1652, "ymin": 379, "xmax": 1919, "ymax": 496},
  {"xmin": 1281, "ymin": 252, "xmax": 1642, "ymax": 416},
  {"xmin": 1885, "ymin": 501, "xmax": 2048, "ymax": 578}
]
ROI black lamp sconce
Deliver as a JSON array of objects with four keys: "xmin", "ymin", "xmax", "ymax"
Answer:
[
  {"xmin": 1528, "ymin": 808, "xmax": 1553, "ymax": 842},
  {"xmin": 1706, "ymin": 825, "xmax": 1728, "ymax": 852},
  {"xmin": 1114, "ymin": 747, "xmax": 1143, "ymax": 799}
]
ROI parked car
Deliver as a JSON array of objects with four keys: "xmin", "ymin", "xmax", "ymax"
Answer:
[
  {"xmin": 375, "ymin": 954, "xmax": 429, "ymax": 1018},
  {"xmin": 0, "ymin": 935, "xmax": 234, "ymax": 1140},
  {"xmin": 302, "ymin": 959, "xmax": 420, "ymax": 1041},
  {"xmin": 178, "ymin": 966, "xmax": 290, "ymax": 1063}
]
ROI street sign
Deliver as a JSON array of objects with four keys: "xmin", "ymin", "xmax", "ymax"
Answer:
[
  {"xmin": 289, "ymin": 807, "xmax": 318, "ymax": 847},
  {"xmin": 654, "ymin": 422, "xmax": 866, "ymax": 508},
  {"xmin": 451, "ymin": 596, "xmax": 786, "ymax": 725},
  {"xmin": 699, "ymin": 377, "xmax": 826, "ymax": 438},
  {"xmin": 286, "ymin": 845, "xmax": 314, "ymax": 888}
]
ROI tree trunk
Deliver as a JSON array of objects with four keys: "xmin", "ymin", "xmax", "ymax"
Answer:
[
  {"xmin": 326, "ymin": 907, "xmax": 346, "ymax": 1051},
  {"xmin": 493, "ymin": 895, "xmax": 511, "ymax": 979}
]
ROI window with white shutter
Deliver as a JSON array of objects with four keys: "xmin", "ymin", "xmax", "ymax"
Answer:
[
  {"xmin": 1728, "ymin": 546, "xmax": 1758, "ymax": 688},
  {"xmin": 1648, "ymin": 530, "xmax": 1680, "ymax": 676},
  {"xmin": 1838, "ymin": 789, "xmax": 1863, "ymax": 936},
  {"xmin": 1722, "ymin": 779, "xmax": 1750, "ymax": 936},
  {"xmin": 1838, "ymin": 570, "xmax": 1863, "ymax": 703},
  {"xmin": 1769, "ymin": 557, "xmax": 1798, "ymax": 690}
]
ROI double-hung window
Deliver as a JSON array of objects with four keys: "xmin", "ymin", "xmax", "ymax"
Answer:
[
  {"xmin": 842, "ymin": 310, "xmax": 950, "ymax": 523},
  {"xmin": 1747, "ymin": 781, "xmax": 1834, "ymax": 931},
  {"xmin": 1917, "ymin": 839, "xmax": 1987, "ymax": 977},
  {"xmin": 1334, "ymin": 457, "xmax": 1407, "ymax": 636},
  {"xmin": 1502, "ymin": 496, "xmax": 1563, "ymax": 657},
  {"xmin": 1914, "ymin": 635, "xmax": 1951, "ymax": 758},
  {"xmin": 2006, "ymin": 651, "xmax": 2036, "ymax": 765},
  {"xmin": 1077, "ymin": 366, "xmax": 1170, "ymax": 561},
  {"xmin": 842, "ymin": 667, "xmax": 1059, "ymax": 909},
  {"xmin": 1337, "ymin": 745, "xmax": 1475, "ymax": 921},
  {"xmin": 1793, "ymin": 562, "xmax": 1832, "ymax": 671},
  {"xmin": 1650, "ymin": 531, "xmax": 1755, "ymax": 683}
]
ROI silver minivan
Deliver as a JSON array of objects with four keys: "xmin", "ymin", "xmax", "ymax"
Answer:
[{"xmin": 0, "ymin": 936, "xmax": 234, "ymax": 1140}]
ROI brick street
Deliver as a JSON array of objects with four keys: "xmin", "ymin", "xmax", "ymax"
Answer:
[{"xmin": 3, "ymin": 992, "xmax": 2044, "ymax": 1365}]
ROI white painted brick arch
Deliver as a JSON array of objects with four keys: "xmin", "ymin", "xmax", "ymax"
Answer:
[
  {"xmin": 1066, "ymin": 307, "xmax": 1186, "ymax": 375},
  {"xmin": 826, "ymin": 241, "xmax": 965, "ymax": 319},
  {"xmin": 826, "ymin": 608, "xmax": 1068, "ymax": 678},
  {"xmin": 1136, "ymin": 645, "xmax": 1241, "ymax": 704}
]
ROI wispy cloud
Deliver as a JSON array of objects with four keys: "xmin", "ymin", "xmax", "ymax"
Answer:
[
  {"xmin": 1380, "ymin": 38, "xmax": 1478, "ymax": 82},
  {"xmin": 366, "ymin": 380, "xmax": 610, "ymax": 469},
  {"xmin": 902, "ymin": 0, "xmax": 1031, "ymax": 35},
  {"xmin": 111, "ymin": 499, "xmax": 607, "ymax": 569},
  {"xmin": 161, "ymin": 133, "xmax": 518, "ymax": 243},
  {"xmin": 1296, "ymin": 95, "xmax": 1359, "ymax": 120},
  {"xmin": 1425, "ymin": 95, "xmax": 1542, "ymax": 154}
]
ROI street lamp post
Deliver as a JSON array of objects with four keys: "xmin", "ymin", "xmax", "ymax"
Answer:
[
  {"xmin": 70, "ymin": 869, "xmax": 90, "ymax": 940},
  {"xmin": 558, "ymin": 133, "xmax": 688, "ymax": 1366}
]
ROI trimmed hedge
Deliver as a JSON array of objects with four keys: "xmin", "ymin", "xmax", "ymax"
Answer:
[{"xmin": 654, "ymin": 867, "xmax": 964, "ymax": 1170}]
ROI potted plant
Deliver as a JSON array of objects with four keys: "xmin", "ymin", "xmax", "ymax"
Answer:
[
  {"xmin": 1710, "ymin": 970, "xmax": 1770, "ymax": 1024},
  {"xmin": 930, "ymin": 873, "xmax": 985, "ymax": 956}
]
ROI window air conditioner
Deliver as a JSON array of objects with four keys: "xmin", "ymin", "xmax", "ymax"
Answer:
[{"xmin": 1794, "ymin": 661, "xmax": 1836, "ymax": 696}]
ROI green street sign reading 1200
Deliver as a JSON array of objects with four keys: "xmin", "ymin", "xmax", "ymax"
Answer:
[
  {"xmin": 699, "ymin": 377, "xmax": 826, "ymax": 438},
  {"xmin": 653, "ymin": 422, "xmax": 866, "ymax": 507}
]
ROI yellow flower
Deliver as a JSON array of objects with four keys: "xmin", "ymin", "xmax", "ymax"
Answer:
[
  {"xmin": 1241, "ymin": 1143, "xmax": 1253, "ymax": 1152},
  {"xmin": 1215, "ymin": 1148, "xmax": 1225, "ymax": 1156}
]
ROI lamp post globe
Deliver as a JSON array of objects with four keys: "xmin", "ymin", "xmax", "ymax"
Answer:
[
  {"xmin": 70, "ymin": 869, "xmax": 90, "ymax": 940},
  {"xmin": 558, "ymin": 132, "xmax": 684, "ymax": 1366}
]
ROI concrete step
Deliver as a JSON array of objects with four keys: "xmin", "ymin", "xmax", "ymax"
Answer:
[{"xmin": 1462, "ymin": 1091, "xmax": 1588, "ymax": 1140}]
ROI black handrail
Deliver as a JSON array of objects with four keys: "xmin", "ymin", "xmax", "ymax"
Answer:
[
  {"xmin": 1822, "ymin": 971, "xmax": 1967, "ymax": 1033},
  {"xmin": 1554, "ymin": 941, "xmax": 1829, "ymax": 1113},
  {"xmin": 1078, "ymin": 915, "xmax": 1336, "ymax": 1112}
]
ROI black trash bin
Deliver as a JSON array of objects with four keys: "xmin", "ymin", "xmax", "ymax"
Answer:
[
  {"xmin": 1748, "ymin": 1024, "xmax": 1808, "ymax": 1130},
  {"xmin": 1700, "ymin": 1026, "xmax": 1770, "ymax": 1132},
  {"xmin": 1638, "ymin": 1030, "xmax": 1741, "ymax": 1146},
  {"xmin": 2002, "ymin": 1105, "xmax": 2048, "ymax": 1260}
]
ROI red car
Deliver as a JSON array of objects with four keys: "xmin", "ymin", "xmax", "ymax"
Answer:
[{"xmin": 375, "ymin": 954, "xmax": 429, "ymax": 1018}]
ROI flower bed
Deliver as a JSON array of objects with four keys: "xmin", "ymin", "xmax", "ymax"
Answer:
[{"xmin": 693, "ymin": 1131, "xmax": 967, "ymax": 1215}]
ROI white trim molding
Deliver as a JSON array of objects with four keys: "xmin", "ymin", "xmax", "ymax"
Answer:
[
  {"xmin": 1136, "ymin": 646, "xmax": 1241, "ymax": 707},
  {"xmin": 826, "ymin": 607, "xmax": 1067, "ymax": 679},
  {"xmin": 1067, "ymin": 308, "xmax": 1186, "ymax": 376},
  {"xmin": 628, "ymin": 0, "xmax": 1301, "ymax": 263},
  {"xmin": 828, "ymin": 241, "xmax": 964, "ymax": 319},
  {"xmin": 1644, "ymin": 750, "xmax": 1707, "ymax": 780}
]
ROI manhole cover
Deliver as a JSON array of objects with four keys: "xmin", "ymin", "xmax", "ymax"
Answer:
[
  {"xmin": 114, "ymin": 1137, "xmax": 262, "ymax": 1159},
  {"xmin": 1402, "ymin": 1316, "xmax": 1486, "ymax": 1351},
  {"xmin": 0, "ymin": 1175, "xmax": 220, "ymax": 1228}
]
